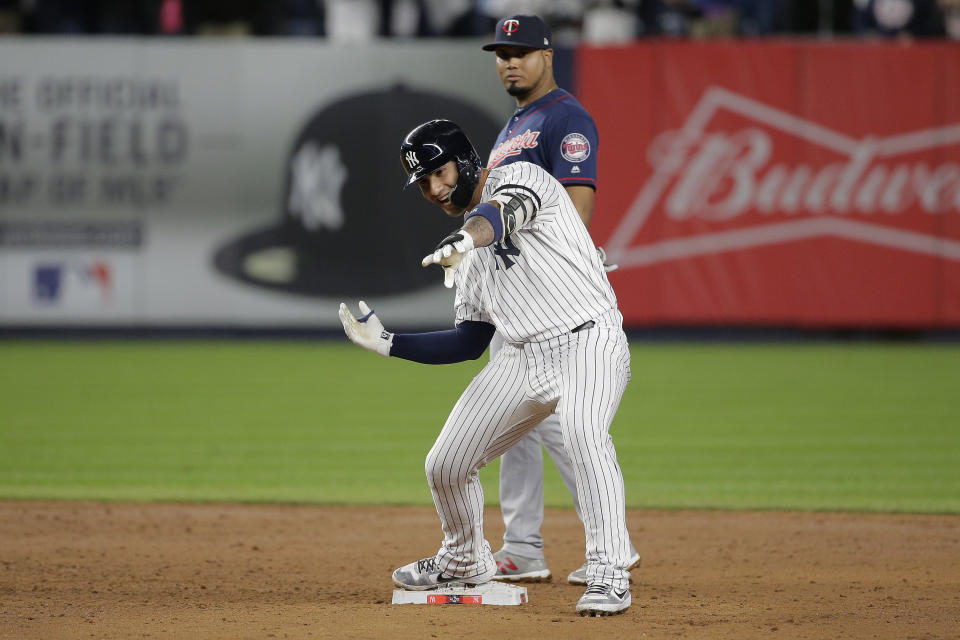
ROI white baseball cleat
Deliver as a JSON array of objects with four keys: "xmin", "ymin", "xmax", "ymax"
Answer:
[
  {"xmin": 392, "ymin": 556, "xmax": 497, "ymax": 591},
  {"xmin": 567, "ymin": 548, "xmax": 641, "ymax": 585},
  {"xmin": 576, "ymin": 583, "xmax": 631, "ymax": 617}
]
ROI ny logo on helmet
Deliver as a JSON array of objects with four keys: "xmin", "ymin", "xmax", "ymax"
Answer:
[
  {"xmin": 405, "ymin": 150, "xmax": 419, "ymax": 167},
  {"xmin": 503, "ymin": 19, "xmax": 519, "ymax": 34}
]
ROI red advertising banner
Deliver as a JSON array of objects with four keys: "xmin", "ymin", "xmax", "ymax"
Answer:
[{"xmin": 579, "ymin": 42, "xmax": 960, "ymax": 328}]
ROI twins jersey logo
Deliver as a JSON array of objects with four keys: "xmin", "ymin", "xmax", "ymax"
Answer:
[
  {"xmin": 488, "ymin": 129, "xmax": 540, "ymax": 167},
  {"xmin": 560, "ymin": 133, "xmax": 591, "ymax": 163}
]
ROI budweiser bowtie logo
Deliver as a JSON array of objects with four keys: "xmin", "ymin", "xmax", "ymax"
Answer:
[{"xmin": 606, "ymin": 87, "xmax": 960, "ymax": 269}]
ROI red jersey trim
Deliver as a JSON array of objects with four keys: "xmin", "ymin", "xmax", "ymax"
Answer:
[{"xmin": 558, "ymin": 176, "xmax": 596, "ymax": 186}]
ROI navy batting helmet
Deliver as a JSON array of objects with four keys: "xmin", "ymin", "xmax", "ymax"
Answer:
[{"xmin": 400, "ymin": 119, "xmax": 482, "ymax": 209}]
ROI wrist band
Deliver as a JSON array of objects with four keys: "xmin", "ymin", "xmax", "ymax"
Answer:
[{"xmin": 465, "ymin": 202, "xmax": 503, "ymax": 243}]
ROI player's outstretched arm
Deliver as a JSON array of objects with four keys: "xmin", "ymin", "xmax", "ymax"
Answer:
[
  {"xmin": 339, "ymin": 301, "xmax": 393, "ymax": 356},
  {"xmin": 421, "ymin": 231, "xmax": 477, "ymax": 289},
  {"xmin": 339, "ymin": 301, "xmax": 495, "ymax": 364},
  {"xmin": 422, "ymin": 195, "xmax": 537, "ymax": 288}
]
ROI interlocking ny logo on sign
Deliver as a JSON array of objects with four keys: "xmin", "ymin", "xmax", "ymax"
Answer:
[
  {"xmin": 503, "ymin": 19, "xmax": 519, "ymax": 34},
  {"xmin": 605, "ymin": 86, "xmax": 960, "ymax": 269},
  {"xmin": 405, "ymin": 150, "xmax": 419, "ymax": 168}
]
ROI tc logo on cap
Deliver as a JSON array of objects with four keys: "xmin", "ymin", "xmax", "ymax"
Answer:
[{"xmin": 483, "ymin": 14, "xmax": 552, "ymax": 51}]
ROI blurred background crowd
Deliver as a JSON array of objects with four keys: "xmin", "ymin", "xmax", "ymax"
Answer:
[{"xmin": 0, "ymin": 0, "xmax": 957, "ymax": 41}]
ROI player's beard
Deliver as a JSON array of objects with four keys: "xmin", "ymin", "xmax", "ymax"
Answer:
[{"xmin": 506, "ymin": 83, "xmax": 530, "ymax": 99}]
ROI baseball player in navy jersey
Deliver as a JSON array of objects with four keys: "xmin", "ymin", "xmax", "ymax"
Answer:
[
  {"xmin": 339, "ymin": 119, "xmax": 633, "ymax": 615},
  {"xmin": 482, "ymin": 14, "xmax": 639, "ymax": 585}
]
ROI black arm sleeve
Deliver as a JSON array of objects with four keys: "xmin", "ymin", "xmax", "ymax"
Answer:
[{"xmin": 389, "ymin": 321, "xmax": 496, "ymax": 365}]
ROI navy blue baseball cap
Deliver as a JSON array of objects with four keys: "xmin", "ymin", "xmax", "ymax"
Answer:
[{"xmin": 482, "ymin": 14, "xmax": 552, "ymax": 51}]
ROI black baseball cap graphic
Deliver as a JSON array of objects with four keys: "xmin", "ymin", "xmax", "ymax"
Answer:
[
  {"xmin": 482, "ymin": 14, "xmax": 552, "ymax": 51},
  {"xmin": 212, "ymin": 85, "xmax": 499, "ymax": 297}
]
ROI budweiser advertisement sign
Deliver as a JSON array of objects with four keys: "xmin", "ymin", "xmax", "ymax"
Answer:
[{"xmin": 580, "ymin": 43, "xmax": 960, "ymax": 327}]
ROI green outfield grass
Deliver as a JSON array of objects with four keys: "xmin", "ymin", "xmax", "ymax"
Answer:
[{"xmin": 0, "ymin": 340, "xmax": 957, "ymax": 512}]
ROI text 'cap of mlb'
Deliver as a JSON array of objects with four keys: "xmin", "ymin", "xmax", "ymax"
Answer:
[{"xmin": 482, "ymin": 14, "xmax": 552, "ymax": 51}]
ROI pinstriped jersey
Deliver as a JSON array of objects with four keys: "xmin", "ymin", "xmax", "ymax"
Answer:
[
  {"xmin": 487, "ymin": 88, "xmax": 598, "ymax": 190},
  {"xmin": 453, "ymin": 162, "xmax": 618, "ymax": 343}
]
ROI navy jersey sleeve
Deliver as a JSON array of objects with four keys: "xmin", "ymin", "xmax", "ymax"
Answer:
[{"xmin": 546, "ymin": 112, "xmax": 598, "ymax": 190}]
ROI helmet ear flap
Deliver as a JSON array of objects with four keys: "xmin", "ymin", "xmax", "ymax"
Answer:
[{"xmin": 451, "ymin": 159, "xmax": 481, "ymax": 209}]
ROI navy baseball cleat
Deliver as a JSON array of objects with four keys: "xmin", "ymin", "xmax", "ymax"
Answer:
[
  {"xmin": 392, "ymin": 556, "xmax": 497, "ymax": 591},
  {"xmin": 576, "ymin": 583, "xmax": 632, "ymax": 616}
]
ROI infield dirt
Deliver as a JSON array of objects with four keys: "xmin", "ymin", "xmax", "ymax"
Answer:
[{"xmin": 1, "ymin": 502, "xmax": 957, "ymax": 639}]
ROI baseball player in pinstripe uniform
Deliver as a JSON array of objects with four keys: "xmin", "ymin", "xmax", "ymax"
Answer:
[
  {"xmin": 339, "ymin": 119, "xmax": 633, "ymax": 615},
  {"xmin": 481, "ymin": 14, "xmax": 640, "ymax": 585}
]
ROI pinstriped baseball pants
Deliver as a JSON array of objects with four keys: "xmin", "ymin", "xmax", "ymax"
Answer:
[{"xmin": 425, "ymin": 310, "xmax": 633, "ymax": 589}]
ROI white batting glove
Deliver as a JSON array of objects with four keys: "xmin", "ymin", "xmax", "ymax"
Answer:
[
  {"xmin": 597, "ymin": 246, "xmax": 619, "ymax": 273},
  {"xmin": 421, "ymin": 231, "xmax": 476, "ymax": 288},
  {"xmin": 338, "ymin": 300, "xmax": 393, "ymax": 357}
]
